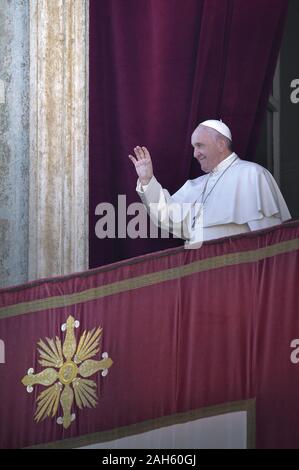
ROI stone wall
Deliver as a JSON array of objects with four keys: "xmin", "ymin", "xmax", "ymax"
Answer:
[
  {"xmin": 0, "ymin": 0, "xmax": 89, "ymax": 288},
  {"xmin": 28, "ymin": 0, "xmax": 89, "ymax": 281},
  {"xmin": 0, "ymin": 0, "xmax": 29, "ymax": 288}
]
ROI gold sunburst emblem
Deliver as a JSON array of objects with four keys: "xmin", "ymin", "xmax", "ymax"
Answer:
[{"xmin": 21, "ymin": 315, "xmax": 113, "ymax": 429}]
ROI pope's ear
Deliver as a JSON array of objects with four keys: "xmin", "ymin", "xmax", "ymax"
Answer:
[{"xmin": 217, "ymin": 136, "xmax": 227, "ymax": 152}]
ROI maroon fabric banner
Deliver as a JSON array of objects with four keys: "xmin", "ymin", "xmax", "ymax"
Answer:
[
  {"xmin": 0, "ymin": 221, "xmax": 299, "ymax": 448},
  {"xmin": 89, "ymin": 0, "xmax": 289, "ymax": 268}
]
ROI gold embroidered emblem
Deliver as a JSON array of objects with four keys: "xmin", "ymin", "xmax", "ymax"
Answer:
[{"xmin": 21, "ymin": 316, "xmax": 113, "ymax": 428}]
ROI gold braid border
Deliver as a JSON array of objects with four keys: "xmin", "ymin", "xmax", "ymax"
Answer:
[{"xmin": 1, "ymin": 238, "xmax": 298, "ymax": 319}]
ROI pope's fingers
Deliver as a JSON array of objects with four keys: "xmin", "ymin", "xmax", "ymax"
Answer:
[
  {"xmin": 133, "ymin": 147, "xmax": 142, "ymax": 160},
  {"xmin": 128, "ymin": 154, "xmax": 138, "ymax": 165},
  {"xmin": 142, "ymin": 147, "xmax": 151, "ymax": 159},
  {"xmin": 136, "ymin": 146, "xmax": 145, "ymax": 159}
]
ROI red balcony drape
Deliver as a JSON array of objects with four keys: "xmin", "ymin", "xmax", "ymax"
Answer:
[{"xmin": 0, "ymin": 222, "xmax": 299, "ymax": 448}]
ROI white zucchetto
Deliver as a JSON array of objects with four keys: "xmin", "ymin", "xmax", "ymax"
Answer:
[{"xmin": 199, "ymin": 119, "xmax": 232, "ymax": 141}]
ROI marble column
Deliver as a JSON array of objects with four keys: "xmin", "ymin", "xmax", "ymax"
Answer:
[
  {"xmin": 0, "ymin": 0, "xmax": 30, "ymax": 288},
  {"xmin": 28, "ymin": 0, "xmax": 89, "ymax": 280}
]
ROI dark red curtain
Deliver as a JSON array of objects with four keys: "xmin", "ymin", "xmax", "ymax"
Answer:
[{"xmin": 89, "ymin": 0, "xmax": 288, "ymax": 269}]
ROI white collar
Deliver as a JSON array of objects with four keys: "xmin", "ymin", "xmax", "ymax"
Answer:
[{"xmin": 210, "ymin": 152, "xmax": 238, "ymax": 175}]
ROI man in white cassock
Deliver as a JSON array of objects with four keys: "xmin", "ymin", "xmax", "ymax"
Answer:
[{"xmin": 128, "ymin": 120, "xmax": 291, "ymax": 246}]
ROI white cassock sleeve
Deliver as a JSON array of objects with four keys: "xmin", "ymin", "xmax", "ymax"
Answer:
[{"xmin": 136, "ymin": 176, "xmax": 194, "ymax": 240}]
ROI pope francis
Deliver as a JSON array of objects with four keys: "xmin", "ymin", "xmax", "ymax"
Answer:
[{"xmin": 128, "ymin": 120, "xmax": 291, "ymax": 246}]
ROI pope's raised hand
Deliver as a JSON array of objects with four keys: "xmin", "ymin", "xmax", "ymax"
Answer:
[{"xmin": 128, "ymin": 146, "xmax": 154, "ymax": 186}]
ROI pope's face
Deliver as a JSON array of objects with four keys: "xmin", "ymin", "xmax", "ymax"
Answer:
[{"xmin": 191, "ymin": 126, "xmax": 222, "ymax": 173}]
